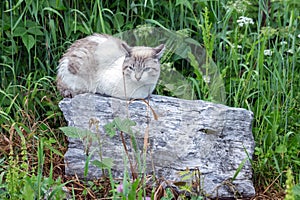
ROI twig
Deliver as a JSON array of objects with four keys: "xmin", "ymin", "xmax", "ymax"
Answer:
[
  {"xmin": 120, "ymin": 131, "xmax": 137, "ymax": 180},
  {"xmin": 263, "ymin": 171, "xmax": 285, "ymax": 194}
]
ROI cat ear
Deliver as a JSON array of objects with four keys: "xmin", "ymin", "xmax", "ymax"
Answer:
[
  {"xmin": 121, "ymin": 42, "xmax": 132, "ymax": 56},
  {"xmin": 153, "ymin": 44, "xmax": 165, "ymax": 59}
]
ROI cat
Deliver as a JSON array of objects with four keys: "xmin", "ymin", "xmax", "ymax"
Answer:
[{"xmin": 56, "ymin": 33, "xmax": 165, "ymax": 99}]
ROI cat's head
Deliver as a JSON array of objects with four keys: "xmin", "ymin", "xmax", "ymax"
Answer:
[{"xmin": 121, "ymin": 43, "xmax": 165, "ymax": 83}]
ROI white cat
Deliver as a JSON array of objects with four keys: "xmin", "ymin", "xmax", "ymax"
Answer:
[{"xmin": 57, "ymin": 34, "xmax": 165, "ymax": 99}]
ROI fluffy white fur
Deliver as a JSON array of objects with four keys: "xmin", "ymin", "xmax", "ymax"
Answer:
[{"xmin": 57, "ymin": 34, "xmax": 165, "ymax": 99}]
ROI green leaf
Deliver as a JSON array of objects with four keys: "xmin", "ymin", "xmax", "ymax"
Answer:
[
  {"xmin": 84, "ymin": 152, "xmax": 93, "ymax": 177},
  {"xmin": 161, "ymin": 188, "xmax": 174, "ymax": 200},
  {"xmin": 49, "ymin": 19, "xmax": 57, "ymax": 45},
  {"xmin": 188, "ymin": 52, "xmax": 202, "ymax": 81},
  {"xmin": 104, "ymin": 122, "xmax": 117, "ymax": 137},
  {"xmin": 27, "ymin": 26, "xmax": 44, "ymax": 36},
  {"xmin": 114, "ymin": 12, "xmax": 124, "ymax": 29},
  {"xmin": 114, "ymin": 117, "xmax": 136, "ymax": 133},
  {"xmin": 25, "ymin": 20, "xmax": 39, "ymax": 28},
  {"xmin": 275, "ymin": 144, "xmax": 287, "ymax": 154},
  {"xmin": 49, "ymin": 0, "xmax": 66, "ymax": 10},
  {"xmin": 104, "ymin": 117, "xmax": 136, "ymax": 137},
  {"xmin": 175, "ymin": 0, "xmax": 193, "ymax": 10},
  {"xmin": 4, "ymin": 0, "xmax": 23, "ymax": 12},
  {"xmin": 43, "ymin": 138, "xmax": 64, "ymax": 157},
  {"xmin": 232, "ymin": 158, "xmax": 247, "ymax": 181},
  {"xmin": 22, "ymin": 180, "xmax": 35, "ymax": 200},
  {"xmin": 43, "ymin": 7, "xmax": 64, "ymax": 20},
  {"xmin": 22, "ymin": 34, "xmax": 35, "ymax": 52},
  {"xmin": 59, "ymin": 126, "xmax": 97, "ymax": 140},
  {"xmin": 128, "ymin": 178, "xmax": 140, "ymax": 199},
  {"xmin": 48, "ymin": 180, "xmax": 73, "ymax": 199},
  {"xmin": 74, "ymin": 24, "xmax": 91, "ymax": 34},
  {"xmin": 92, "ymin": 158, "xmax": 114, "ymax": 170},
  {"xmin": 14, "ymin": 26, "xmax": 27, "ymax": 36},
  {"xmin": 293, "ymin": 184, "xmax": 300, "ymax": 196}
]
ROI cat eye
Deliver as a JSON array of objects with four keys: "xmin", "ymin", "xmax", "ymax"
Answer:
[
  {"xmin": 144, "ymin": 68, "xmax": 151, "ymax": 72},
  {"xmin": 128, "ymin": 66, "xmax": 134, "ymax": 70},
  {"xmin": 124, "ymin": 65, "xmax": 134, "ymax": 70}
]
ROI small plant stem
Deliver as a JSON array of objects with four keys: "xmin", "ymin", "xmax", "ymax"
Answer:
[{"xmin": 120, "ymin": 131, "xmax": 137, "ymax": 180}]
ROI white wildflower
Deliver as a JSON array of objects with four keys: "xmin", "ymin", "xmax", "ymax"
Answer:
[
  {"xmin": 233, "ymin": 44, "xmax": 242, "ymax": 49},
  {"xmin": 203, "ymin": 75, "xmax": 211, "ymax": 84},
  {"xmin": 237, "ymin": 16, "xmax": 254, "ymax": 27},
  {"xmin": 225, "ymin": 1, "xmax": 252, "ymax": 14},
  {"xmin": 264, "ymin": 49, "xmax": 272, "ymax": 56},
  {"xmin": 280, "ymin": 41, "xmax": 287, "ymax": 45},
  {"xmin": 287, "ymin": 49, "xmax": 294, "ymax": 54},
  {"xmin": 298, "ymin": 34, "xmax": 300, "ymax": 39}
]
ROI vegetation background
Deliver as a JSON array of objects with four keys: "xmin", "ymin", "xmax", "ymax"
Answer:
[{"xmin": 0, "ymin": 0, "xmax": 299, "ymax": 199}]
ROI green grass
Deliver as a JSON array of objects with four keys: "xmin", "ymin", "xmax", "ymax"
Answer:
[{"xmin": 1, "ymin": 0, "xmax": 299, "ymax": 199}]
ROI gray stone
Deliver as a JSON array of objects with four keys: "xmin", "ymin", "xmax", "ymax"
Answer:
[{"xmin": 59, "ymin": 93, "xmax": 255, "ymax": 199}]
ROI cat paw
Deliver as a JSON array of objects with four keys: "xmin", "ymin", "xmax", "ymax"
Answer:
[{"xmin": 60, "ymin": 90, "xmax": 74, "ymax": 98}]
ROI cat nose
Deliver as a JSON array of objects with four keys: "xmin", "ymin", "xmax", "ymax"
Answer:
[{"xmin": 135, "ymin": 75, "xmax": 141, "ymax": 81}]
